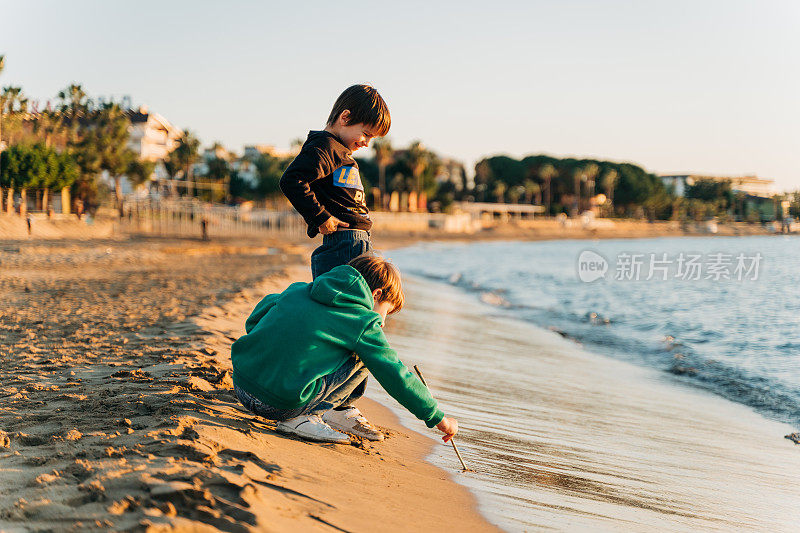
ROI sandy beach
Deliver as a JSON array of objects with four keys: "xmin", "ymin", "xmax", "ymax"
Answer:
[{"xmin": 0, "ymin": 236, "xmax": 494, "ymax": 532}]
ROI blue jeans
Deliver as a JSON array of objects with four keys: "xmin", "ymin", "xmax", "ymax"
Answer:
[
  {"xmin": 311, "ymin": 229, "xmax": 372, "ymax": 280},
  {"xmin": 234, "ymin": 356, "xmax": 369, "ymax": 421}
]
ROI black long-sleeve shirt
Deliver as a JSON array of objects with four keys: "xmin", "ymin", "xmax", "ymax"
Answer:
[{"xmin": 279, "ymin": 130, "xmax": 372, "ymax": 238}]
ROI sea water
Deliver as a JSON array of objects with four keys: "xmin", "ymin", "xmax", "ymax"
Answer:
[{"xmin": 366, "ymin": 235, "xmax": 800, "ymax": 532}]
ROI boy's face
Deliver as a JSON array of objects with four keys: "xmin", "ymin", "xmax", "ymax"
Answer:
[
  {"xmin": 372, "ymin": 289, "xmax": 393, "ymax": 325},
  {"xmin": 374, "ymin": 299, "xmax": 393, "ymax": 325},
  {"xmin": 332, "ymin": 110, "xmax": 380, "ymax": 152}
]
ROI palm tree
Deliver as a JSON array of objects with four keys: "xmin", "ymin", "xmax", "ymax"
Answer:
[
  {"xmin": 33, "ymin": 110, "xmax": 63, "ymax": 148},
  {"xmin": 209, "ymin": 141, "xmax": 226, "ymax": 159},
  {"xmin": 57, "ymin": 84, "xmax": 90, "ymax": 146},
  {"xmin": 167, "ymin": 130, "xmax": 200, "ymax": 196},
  {"xmin": 372, "ymin": 138, "xmax": 393, "ymax": 209},
  {"xmin": 572, "ymin": 168, "xmax": 584, "ymax": 216},
  {"xmin": 0, "ymin": 87, "xmax": 28, "ymax": 147},
  {"xmin": 474, "ymin": 159, "xmax": 492, "ymax": 202},
  {"xmin": 572, "ymin": 163, "xmax": 600, "ymax": 215},
  {"xmin": 538, "ymin": 164, "xmax": 557, "ymax": 215},
  {"xmin": 0, "ymin": 56, "xmax": 6, "ymax": 211},
  {"xmin": 57, "ymin": 84, "xmax": 88, "ymax": 116},
  {"xmin": 601, "ymin": 169, "xmax": 619, "ymax": 214},
  {"xmin": 406, "ymin": 141, "xmax": 428, "ymax": 196},
  {"xmin": 127, "ymin": 158, "xmax": 156, "ymax": 191},
  {"xmin": 0, "ymin": 55, "xmax": 5, "ymax": 153},
  {"xmin": 493, "ymin": 181, "xmax": 507, "ymax": 203},
  {"xmin": 584, "ymin": 163, "xmax": 600, "ymax": 205},
  {"xmin": 507, "ymin": 185, "xmax": 524, "ymax": 204},
  {"xmin": 522, "ymin": 179, "xmax": 541, "ymax": 204}
]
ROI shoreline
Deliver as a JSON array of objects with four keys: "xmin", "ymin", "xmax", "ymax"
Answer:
[
  {"xmin": 374, "ymin": 273, "xmax": 800, "ymax": 530},
  {"xmin": 0, "ymin": 210, "xmax": 786, "ymax": 245}
]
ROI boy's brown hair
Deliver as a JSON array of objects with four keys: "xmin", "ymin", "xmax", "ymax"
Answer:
[
  {"xmin": 348, "ymin": 254, "xmax": 404, "ymax": 314},
  {"xmin": 327, "ymin": 84, "xmax": 391, "ymax": 137}
]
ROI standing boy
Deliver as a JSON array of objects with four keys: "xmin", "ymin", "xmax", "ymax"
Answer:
[
  {"xmin": 279, "ymin": 84, "xmax": 391, "ymax": 279},
  {"xmin": 279, "ymin": 85, "xmax": 391, "ymax": 430}
]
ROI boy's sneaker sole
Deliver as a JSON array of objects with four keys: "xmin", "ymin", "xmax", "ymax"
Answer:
[
  {"xmin": 275, "ymin": 415, "xmax": 351, "ymax": 444},
  {"xmin": 323, "ymin": 407, "xmax": 385, "ymax": 442}
]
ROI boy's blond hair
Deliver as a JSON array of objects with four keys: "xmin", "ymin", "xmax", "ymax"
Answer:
[{"xmin": 348, "ymin": 254, "xmax": 404, "ymax": 314}]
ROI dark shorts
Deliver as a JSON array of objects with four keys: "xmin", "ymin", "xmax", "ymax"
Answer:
[{"xmin": 311, "ymin": 229, "xmax": 372, "ymax": 279}]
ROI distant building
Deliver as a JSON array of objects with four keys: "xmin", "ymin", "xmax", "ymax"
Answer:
[
  {"xmin": 126, "ymin": 105, "xmax": 181, "ymax": 162},
  {"xmin": 231, "ymin": 159, "xmax": 259, "ymax": 186},
  {"xmin": 203, "ymin": 145, "xmax": 233, "ymax": 162},
  {"xmin": 660, "ymin": 174, "xmax": 775, "ymax": 198}
]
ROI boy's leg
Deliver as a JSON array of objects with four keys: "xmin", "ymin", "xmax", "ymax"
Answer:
[
  {"xmin": 304, "ymin": 356, "xmax": 383, "ymax": 441},
  {"xmin": 310, "ymin": 229, "xmax": 372, "ymax": 279},
  {"xmin": 336, "ymin": 377, "xmax": 367, "ymax": 410},
  {"xmin": 309, "ymin": 230, "xmax": 374, "ymax": 406},
  {"xmin": 305, "ymin": 356, "xmax": 369, "ymax": 415},
  {"xmin": 234, "ymin": 384, "xmax": 352, "ymax": 444},
  {"xmin": 307, "ymin": 230, "xmax": 380, "ymax": 438},
  {"xmin": 233, "ymin": 383, "xmax": 306, "ymax": 421}
]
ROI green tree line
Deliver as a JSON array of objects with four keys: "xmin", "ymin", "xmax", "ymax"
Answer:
[
  {"xmin": 0, "ymin": 58, "xmax": 155, "ymax": 215},
  {"xmin": 470, "ymin": 154, "xmax": 673, "ymax": 218}
]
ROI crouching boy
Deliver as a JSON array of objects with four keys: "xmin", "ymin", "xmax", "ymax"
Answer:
[{"xmin": 231, "ymin": 255, "xmax": 458, "ymax": 444}]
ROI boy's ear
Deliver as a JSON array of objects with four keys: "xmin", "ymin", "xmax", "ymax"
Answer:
[
  {"xmin": 372, "ymin": 288, "xmax": 383, "ymax": 301},
  {"xmin": 339, "ymin": 109, "xmax": 351, "ymax": 126}
]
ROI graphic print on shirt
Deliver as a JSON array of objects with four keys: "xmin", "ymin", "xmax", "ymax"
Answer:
[
  {"xmin": 332, "ymin": 165, "xmax": 366, "ymax": 212},
  {"xmin": 332, "ymin": 166, "xmax": 364, "ymax": 190}
]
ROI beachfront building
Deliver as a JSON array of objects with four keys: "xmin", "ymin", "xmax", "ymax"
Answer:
[
  {"xmin": 660, "ymin": 174, "xmax": 776, "ymax": 198},
  {"xmin": 126, "ymin": 105, "xmax": 181, "ymax": 162},
  {"xmin": 121, "ymin": 105, "xmax": 181, "ymax": 197},
  {"xmin": 455, "ymin": 201, "xmax": 545, "ymax": 221},
  {"xmin": 661, "ymin": 174, "xmax": 780, "ymax": 222}
]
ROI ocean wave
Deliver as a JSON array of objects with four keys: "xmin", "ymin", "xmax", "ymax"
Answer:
[{"xmin": 398, "ymin": 253, "xmax": 800, "ymax": 427}]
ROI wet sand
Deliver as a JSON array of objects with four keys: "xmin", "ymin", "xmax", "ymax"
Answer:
[{"xmin": 0, "ymin": 238, "xmax": 494, "ymax": 532}]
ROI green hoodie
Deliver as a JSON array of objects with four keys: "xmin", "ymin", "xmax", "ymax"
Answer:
[{"xmin": 231, "ymin": 265, "xmax": 445, "ymax": 428}]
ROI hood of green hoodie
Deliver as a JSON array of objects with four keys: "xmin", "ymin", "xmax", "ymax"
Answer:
[{"xmin": 310, "ymin": 265, "xmax": 373, "ymax": 310}]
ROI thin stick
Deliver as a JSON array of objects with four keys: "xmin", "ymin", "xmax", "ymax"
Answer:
[{"xmin": 413, "ymin": 364, "xmax": 472, "ymax": 472}]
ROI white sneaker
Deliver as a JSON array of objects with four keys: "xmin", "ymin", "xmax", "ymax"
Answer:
[
  {"xmin": 275, "ymin": 415, "xmax": 351, "ymax": 444},
  {"xmin": 322, "ymin": 407, "xmax": 385, "ymax": 441}
]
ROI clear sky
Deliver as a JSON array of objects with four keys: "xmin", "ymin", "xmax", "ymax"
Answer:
[{"xmin": 3, "ymin": 0, "xmax": 799, "ymax": 190}]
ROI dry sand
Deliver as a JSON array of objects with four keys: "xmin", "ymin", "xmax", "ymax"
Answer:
[
  {"xmin": 0, "ymin": 215, "xmax": 116, "ymax": 241},
  {"xmin": 0, "ymin": 237, "xmax": 495, "ymax": 532}
]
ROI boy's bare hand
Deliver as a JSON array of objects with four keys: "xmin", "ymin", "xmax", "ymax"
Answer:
[
  {"xmin": 318, "ymin": 216, "xmax": 350, "ymax": 235},
  {"xmin": 436, "ymin": 417, "xmax": 458, "ymax": 443}
]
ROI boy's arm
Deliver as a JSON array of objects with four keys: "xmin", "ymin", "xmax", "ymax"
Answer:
[
  {"xmin": 354, "ymin": 317, "xmax": 445, "ymax": 428},
  {"xmin": 279, "ymin": 146, "xmax": 335, "ymax": 231}
]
